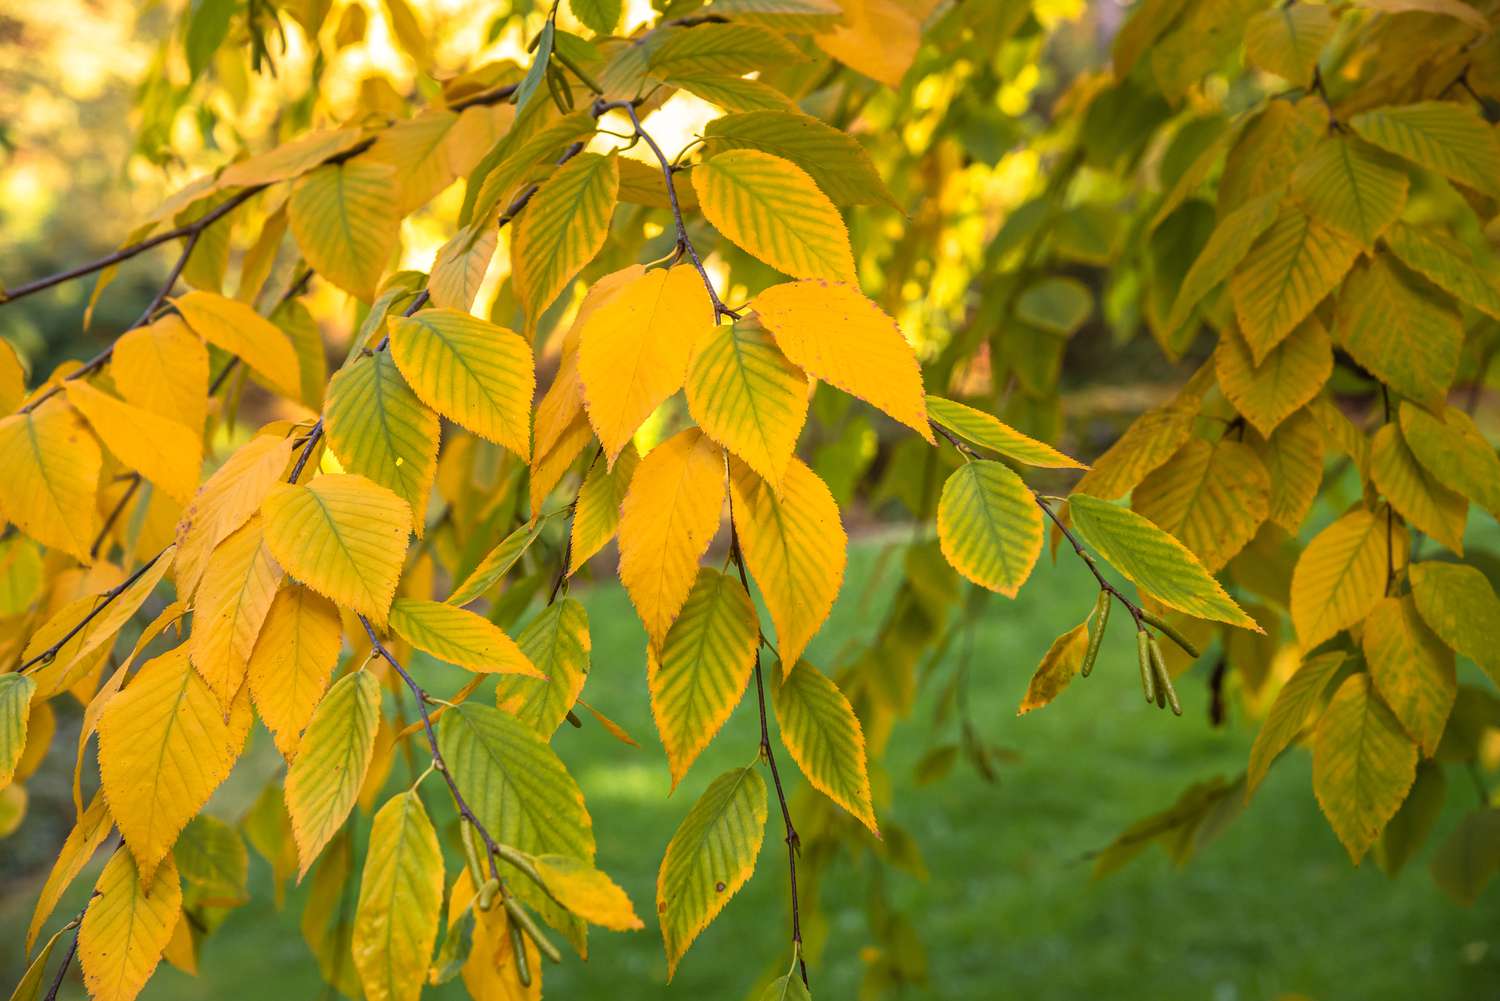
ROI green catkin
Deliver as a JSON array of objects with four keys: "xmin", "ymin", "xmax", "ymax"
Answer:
[
  {"xmin": 477, "ymin": 877, "xmax": 501, "ymax": 913},
  {"xmin": 1082, "ymin": 591, "xmax": 1111, "ymax": 677},
  {"xmin": 509, "ymin": 919, "xmax": 532, "ymax": 987},
  {"xmin": 1148, "ymin": 638, "xmax": 1182, "ymax": 716},
  {"xmin": 1136, "ymin": 629, "xmax": 1156, "ymax": 704},
  {"xmin": 460, "ymin": 818, "xmax": 486, "ymax": 892},
  {"xmin": 1140, "ymin": 610, "xmax": 1200, "ymax": 659}
]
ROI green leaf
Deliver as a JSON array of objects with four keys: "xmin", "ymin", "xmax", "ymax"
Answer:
[
  {"xmin": 324, "ymin": 350, "xmax": 440, "ymax": 532},
  {"xmin": 1015, "ymin": 276, "xmax": 1092, "ymax": 335},
  {"xmin": 649, "ymin": 22, "xmax": 805, "ymax": 76},
  {"xmin": 1350, "ymin": 100, "xmax": 1500, "ymax": 198},
  {"xmin": 512, "ymin": 152, "xmax": 620, "ymax": 331},
  {"xmin": 10, "ymin": 925, "xmax": 67, "ymax": 1001},
  {"xmin": 1247, "ymin": 652, "xmax": 1346, "ymax": 796},
  {"xmin": 495, "ymin": 598, "xmax": 591, "ymax": 737},
  {"xmin": 186, "ymin": 0, "xmax": 236, "ymax": 79},
  {"xmin": 1313, "ymin": 674, "xmax": 1418, "ymax": 864},
  {"xmin": 1363, "ymin": 596, "xmax": 1456, "ymax": 757},
  {"xmin": 1378, "ymin": 761, "xmax": 1446, "ymax": 877},
  {"xmin": 1068, "ymin": 494, "xmax": 1257, "ymax": 629},
  {"xmin": 1289, "ymin": 134, "xmax": 1407, "ymax": 243},
  {"xmin": 569, "ymin": 445, "xmax": 637, "ymax": 572},
  {"xmin": 388, "ymin": 308, "xmax": 535, "ymax": 459},
  {"xmin": 446, "ymin": 518, "xmax": 548, "ymax": 606},
  {"xmin": 1429, "ymin": 808, "xmax": 1500, "ymax": 906},
  {"xmin": 285, "ymin": 671, "xmax": 382, "ymax": 876},
  {"xmin": 1336, "ymin": 255, "xmax": 1460, "ymax": 412},
  {"xmin": 668, "ymin": 72, "xmax": 797, "ymax": 112},
  {"xmin": 389, "ymin": 598, "xmax": 540, "ymax": 677},
  {"xmin": 514, "ymin": 19, "xmax": 555, "ymax": 116},
  {"xmin": 1243, "ymin": 4, "xmax": 1335, "ymax": 87},
  {"xmin": 758, "ymin": 969, "xmax": 814, "ymax": 1001},
  {"xmin": 650, "ymin": 568, "xmax": 759, "ymax": 788},
  {"xmin": 657, "ymin": 765, "xmax": 767, "ymax": 979},
  {"xmin": 936, "ymin": 460, "xmax": 1042, "ymax": 597},
  {"xmin": 570, "ymin": 0, "xmax": 621, "ymax": 34},
  {"xmin": 704, "ymin": 109, "xmax": 895, "ymax": 207},
  {"xmin": 1399, "ymin": 404, "xmax": 1500, "ymax": 521},
  {"xmin": 0, "ymin": 672, "xmax": 35, "ymax": 788},
  {"xmin": 174, "ymin": 814, "xmax": 249, "ymax": 903},
  {"xmin": 289, "ymin": 160, "xmax": 401, "ymax": 303},
  {"xmin": 1167, "ymin": 187, "xmax": 1281, "ymax": 331},
  {"xmin": 926, "ymin": 396, "xmax": 1085, "ymax": 469},
  {"xmin": 1370, "ymin": 422, "xmax": 1467, "ymax": 555},
  {"xmin": 772, "ymin": 658, "xmax": 878, "ymax": 833},
  {"xmin": 1409, "ymin": 561, "xmax": 1500, "ymax": 685},
  {"xmin": 1230, "ymin": 204, "xmax": 1363, "ymax": 363},
  {"xmin": 353, "ymin": 790, "xmax": 444, "ymax": 1001}
]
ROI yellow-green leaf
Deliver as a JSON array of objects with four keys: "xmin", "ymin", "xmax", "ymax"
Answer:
[
  {"xmin": 1363, "ymin": 596, "xmax": 1456, "ymax": 757},
  {"xmin": 1133, "ymin": 438, "xmax": 1271, "ymax": 572},
  {"xmin": 324, "ymin": 350, "xmax": 440, "ymax": 533},
  {"xmin": 98, "ymin": 648, "xmax": 247, "ymax": 883},
  {"xmin": 286, "ymin": 670, "xmax": 382, "ymax": 876},
  {"xmin": 512, "ymin": 152, "xmax": 619, "ymax": 330},
  {"xmin": 79, "ymin": 850, "xmax": 182, "ymax": 1001},
  {"xmin": 1290, "ymin": 134, "xmax": 1408, "ymax": 244},
  {"xmin": 262, "ymin": 474, "xmax": 412, "ymax": 627},
  {"xmin": 570, "ymin": 443, "xmax": 638, "ymax": 573},
  {"xmin": 650, "ymin": 22, "xmax": 805, "ymax": 75},
  {"xmin": 0, "ymin": 672, "xmax": 35, "ymax": 788},
  {"xmin": 1349, "ymin": 100, "xmax": 1500, "ymax": 198},
  {"xmin": 1244, "ymin": 4, "xmax": 1335, "ymax": 87},
  {"xmin": 530, "ymin": 854, "xmax": 644, "ymax": 932},
  {"xmin": 1215, "ymin": 317, "xmax": 1332, "ymax": 436},
  {"xmin": 1383, "ymin": 220, "xmax": 1500, "ymax": 322},
  {"xmin": 926, "ymin": 395, "xmax": 1085, "ymax": 469},
  {"xmin": 1409, "ymin": 561, "xmax": 1500, "ymax": 685},
  {"xmin": 218, "ymin": 127, "xmax": 365, "ymax": 188},
  {"xmin": 1399, "ymin": 404, "xmax": 1500, "ymax": 521},
  {"xmin": 1017, "ymin": 620, "xmax": 1090, "ymax": 717},
  {"xmin": 0, "ymin": 398, "xmax": 101, "ymax": 562},
  {"xmin": 693, "ymin": 149, "xmax": 856, "ymax": 283},
  {"xmin": 772, "ymin": 658, "xmax": 878, "ymax": 833},
  {"xmin": 446, "ymin": 518, "xmax": 547, "ymax": 606},
  {"xmin": 388, "ymin": 308, "xmax": 535, "ymax": 459},
  {"xmin": 936, "ymin": 459, "xmax": 1043, "ymax": 597},
  {"xmin": 729, "ymin": 456, "xmax": 845, "ymax": 672},
  {"xmin": 657, "ymin": 765, "xmax": 767, "ymax": 979},
  {"xmin": 11, "ymin": 925, "xmax": 66, "ymax": 1001},
  {"xmin": 495, "ymin": 598, "xmax": 591, "ymax": 737},
  {"xmin": 618, "ymin": 428, "xmax": 727, "ymax": 648},
  {"xmin": 1069, "ymin": 494, "xmax": 1258, "ymax": 629},
  {"xmin": 1247, "ymin": 651, "xmax": 1346, "ymax": 796},
  {"xmin": 289, "ymin": 160, "xmax": 401, "ymax": 302},
  {"xmin": 1313, "ymin": 673, "xmax": 1418, "ymax": 863},
  {"xmin": 388, "ymin": 598, "xmax": 541, "ymax": 677},
  {"xmin": 686, "ymin": 321, "xmax": 809, "ymax": 488},
  {"xmin": 578, "ymin": 266, "xmax": 715, "ymax": 463},
  {"xmin": 1251, "ymin": 408, "xmax": 1324, "ymax": 533},
  {"xmin": 1072, "ymin": 404, "xmax": 1196, "ymax": 501},
  {"xmin": 1230, "ymin": 205, "xmax": 1363, "ymax": 363},
  {"xmin": 1335, "ymin": 254, "xmax": 1460, "ymax": 412},
  {"xmin": 1167, "ymin": 189, "xmax": 1282, "ymax": 331},
  {"xmin": 173, "ymin": 290, "xmax": 301, "ymax": 399},
  {"xmin": 649, "ymin": 568, "xmax": 758, "ymax": 788},
  {"xmin": 247, "ymin": 584, "xmax": 343, "ymax": 760},
  {"xmin": 1290, "ymin": 506, "xmax": 1407, "ymax": 652},
  {"xmin": 703, "ymin": 109, "xmax": 895, "ymax": 207},
  {"xmin": 353, "ymin": 790, "xmax": 444, "ymax": 1001},
  {"xmin": 1429, "ymin": 807, "xmax": 1500, "ymax": 906},
  {"xmin": 754, "ymin": 280, "xmax": 932, "ymax": 441},
  {"xmin": 1370, "ymin": 422, "xmax": 1466, "ymax": 554}
]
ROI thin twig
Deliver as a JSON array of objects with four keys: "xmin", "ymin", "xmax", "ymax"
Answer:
[
  {"xmin": 17, "ymin": 546, "xmax": 169, "ymax": 674},
  {"xmin": 41, "ymin": 923, "xmax": 81, "ymax": 1001},
  {"xmin": 90, "ymin": 474, "xmax": 142, "ymax": 560}
]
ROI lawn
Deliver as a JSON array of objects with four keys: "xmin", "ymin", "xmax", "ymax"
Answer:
[{"xmin": 5, "ymin": 535, "xmax": 1498, "ymax": 1001}]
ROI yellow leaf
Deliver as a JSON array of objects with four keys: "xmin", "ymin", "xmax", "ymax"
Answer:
[
  {"xmin": 728, "ymin": 456, "xmax": 845, "ymax": 671},
  {"xmin": 388, "ymin": 598, "xmax": 541, "ymax": 677},
  {"xmin": 531, "ymin": 854, "xmax": 644, "ymax": 931},
  {"xmin": 649, "ymin": 568, "xmax": 759, "ymax": 787},
  {"xmin": 1363, "ymin": 596, "xmax": 1456, "ymax": 757},
  {"xmin": 512, "ymin": 152, "xmax": 620, "ymax": 330},
  {"xmin": 364, "ymin": 110, "xmax": 468, "ymax": 215},
  {"xmin": 289, "ymin": 160, "xmax": 401, "ymax": 302},
  {"xmin": 1349, "ymin": 100, "xmax": 1500, "ymax": 198},
  {"xmin": 446, "ymin": 519, "xmax": 549, "ymax": 607},
  {"xmin": 1409, "ymin": 561, "xmax": 1500, "ymax": 685},
  {"xmin": 175, "ymin": 434, "xmax": 294, "ymax": 598},
  {"xmin": 389, "ymin": 308, "xmax": 535, "ymax": 459},
  {"xmin": 217, "ymin": 127, "xmax": 366, "ymax": 188},
  {"xmin": 324, "ymin": 350, "xmax": 440, "ymax": 532},
  {"xmin": 0, "ymin": 398, "xmax": 101, "ymax": 562},
  {"xmin": 190, "ymin": 516, "xmax": 283, "ymax": 709},
  {"xmin": 1290, "ymin": 506, "xmax": 1407, "ymax": 652},
  {"xmin": 1290, "ymin": 134, "xmax": 1408, "ymax": 244},
  {"xmin": 1246, "ymin": 651, "xmax": 1346, "ymax": 797},
  {"xmin": 926, "ymin": 395, "xmax": 1085, "ymax": 469},
  {"xmin": 685, "ymin": 319, "xmax": 810, "ymax": 490},
  {"xmin": 112, "ymin": 315, "xmax": 210, "ymax": 433},
  {"xmin": 286, "ymin": 670, "xmax": 382, "ymax": 876},
  {"xmin": 1133, "ymin": 438, "xmax": 1271, "ymax": 572},
  {"xmin": 1313, "ymin": 673, "xmax": 1418, "ymax": 863},
  {"xmin": 1243, "ymin": 4, "xmax": 1335, "ymax": 87},
  {"xmin": 79, "ymin": 850, "xmax": 182, "ymax": 1001},
  {"xmin": 814, "ymin": 0, "xmax": 925, "ymax": 86},
  {"xmin": 529, "ymin": 408, "xmax": 593, "ymax": 514},
  {"xmin": 248, "ymin": 584, "xmax": 342, "ymax": 760},
  {"xmin": 569, "ymin": 443, "xmax": 638, "ymax": 573},
  {"xmin": 0, "ymin": 338, "xmax": 25, "ymax": 415},
  {"xmin": 1400, "ymin": 404, "xmax": 1500, "ymax": 521},
  {"xmin": 618, "ymin": 428, "xmax": 726, "ymax": 647},
  {"xmin": 1230, "ymin": 205, "xmax": 1363, "ymax": 363},
  {"xmin": 657, "ymin": 765, "xmax": 767, "ymax": 979},
  {"xmin": 1370, "ymin": 422, "xmax": 1467, "ymax": 555},
  {"xmin": 173, "ymin": 290, "xmax": 302, "ymax": 399},
  {"xmin": 578, "ymin": 266, "xmax": 714, "ymax": 464},
  {"xmin": 1250, "ymin": 408, "xmax": 1324, "ymax": 533},
  {"xmin": 98, "ymin": 648, "xmax": 248, "ymax": 882},
  {"xmin": 937, "ymin": 459, "xmax": 1042, "ymax": 596},
  {"xmin": 65, "ymin": 381, "xmax": 201, "ymax": 504},
  {"xmin": 693, "ymin": 149, "xmax": 857, "ymax": 283},
  {"xmin": 428, "ymin": 223, "xmax": 498, "ymax": 313},
  {"xmin": 772, "ymin": 658, "xmax": 878, "ymax": 833},
  {"xmin": 261, "ymin": 474, "xmax": 412, "ymax": 627},
  {"xmin": 1071, "ymin": 403, "xmax": 1195, "ymax": 501},
  {"xmin": 754, "ymin": 280, "xmax": 932, "ymax": 442},
  {"xmin": 26, "ymin": 791, "xmax": 114, "ymax": 952},
  {"xmin": 353, "ymin": 790, "xmax": 444, "ymax": 1001},
  {"xmin": 1017, "ymin": 620, "xmax": 1090, "ymax": 716},
  {"xmin": 447, "ymin": 870, "xmax": 542, "ymax": 1001},
  {"xmin": 1215, "ymin": 317, "xmax": 1332, "ymax": 437}
]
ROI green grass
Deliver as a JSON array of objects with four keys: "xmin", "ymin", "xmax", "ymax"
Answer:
[{"xmin": 6, "ymin": 538, "xmax": 1499, "ymax": 1001}]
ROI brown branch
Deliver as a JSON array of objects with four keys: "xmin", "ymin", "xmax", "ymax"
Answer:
[
  {"xmin": 17, "ymin": 546, "xmax": 169, "ymax": 674},
  {"xmin": 90, "ymin": 474, "xmax": 142, "ymax": 560}
]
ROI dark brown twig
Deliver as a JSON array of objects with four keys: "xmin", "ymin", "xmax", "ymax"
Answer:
[{"xmin": 17, "ymin": 546, "xmax": 169, "ymax": 674}]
